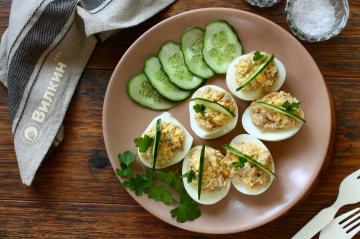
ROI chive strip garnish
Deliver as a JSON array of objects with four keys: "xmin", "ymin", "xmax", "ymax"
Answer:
[
  {"xmin": 152, "ymin": 118, "xmax": 161, "ymax": 169},
  {"xmin": 255, "ymin": 101, "xmax": 306, "ymax": 123},
  {"xmin": 223, "ymin": 144, "xmax": 277, "ymax": 178},
  {"xmin": 236, "ymin": 54, "xmax": 274, "ymax": 91},
  {"xmin": 198, "ymin": 145, "xmax": 205, "ymax": 200}
]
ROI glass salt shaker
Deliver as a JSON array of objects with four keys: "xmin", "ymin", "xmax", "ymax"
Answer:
[{"xmin": 246, "ymin": 0, "xmax": 281, "ymax": 7}]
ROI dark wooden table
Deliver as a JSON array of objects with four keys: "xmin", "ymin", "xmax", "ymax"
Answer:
[{"xmin": 0, "ymin": 1, "xmax": 359, "ymax": 238}]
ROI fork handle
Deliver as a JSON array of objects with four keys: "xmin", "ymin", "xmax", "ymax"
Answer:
[{"xmin": 292, "ymin": 206, "xmax": 339, "ymax": 239}]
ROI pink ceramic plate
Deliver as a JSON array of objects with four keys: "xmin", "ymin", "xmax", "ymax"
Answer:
[{"xmin": 103, "ymin": 8, "xmax": 333, "ymax": 234}]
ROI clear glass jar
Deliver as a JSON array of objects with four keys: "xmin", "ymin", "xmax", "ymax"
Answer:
[{"xmin": 246, "ymin": 0, "xmax": 281, "ymax": 7}]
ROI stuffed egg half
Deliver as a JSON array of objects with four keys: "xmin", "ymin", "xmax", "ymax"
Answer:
[
  {"xmin": 138, "ymin": 112, "xmax": 193, "ymax": 169},
  {"xmin": 242, "ymin": 91, "xmax": 305, "ymax": 141},
  {"xmin": 189, "ymin": 85, "xmax": 238, "ymax": 139},
  {"xmin": 226, "ymin": 51, "xmax": 286, "ymax": 101},
  {"xmin": 182, "ymin": 145, "xmax": 231, "ymax": 204},
  {"xmin": 225, "ymin": 134, "xmax": 275, "ymax": 195}
]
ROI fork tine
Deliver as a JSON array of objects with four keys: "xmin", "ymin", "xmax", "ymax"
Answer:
[
  {"xmin": 335, "ymin": 208, "xmax": 360, "ymax": 223},
  {"xmin": 343, "ymin": 214, "xmax": 360, "ymax": 229},
  {"xmin": 345, "ymin": 218, "xmax": 360, "ymax": 238}
]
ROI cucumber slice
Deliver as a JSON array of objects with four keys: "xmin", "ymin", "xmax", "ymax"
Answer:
[
  {"xmin": 127, "ymin": 73, "xmax": 175, "ymax": 110},
  {"xmin": 159, "ymin": 42, "xmax": 203, "ymax": 90},
  {"xmin": 198, "ymin": 145, "xmax": 205, "ymax": 200},
  {"xmin": 152, "ymin": 118, "xmax": 161, "ymax": 169},
  {"xmin": 255, "ymin": 101, "xmax": 306, "ymax": 123},
  {"xmin": 191, "ymin": 98, "xmax": 235, "ymax": 117},
  {"xmin": 144, "ymin": 56, "xmax": 191, "ymax": 101},
  {"xmin": 181, "ymin": 27, "xmax": 214, "ymax": 79},
  {"xmin": 223, "ymin": 144, "xmax": 277, "ymax": 177},
  {"xmin": 236, "ymin": 54, "xmax": 275, "ymax": 91},
  {"xmin": 203, "ymin": 20, "xmax": 243, "ymax": 74}
]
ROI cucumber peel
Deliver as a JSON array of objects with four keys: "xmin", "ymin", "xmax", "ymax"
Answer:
[
  {"xmin": 198, "ymin": 145, "xmax": 205, "ymax": 200},
  {"xmin": 236, "ymin": 54, "xmax": 275, "ymax": 91},
  {"xmin": 152, "ymin": 118, "xmax": 161, "ymax": 169},
  {"xmin": 223, "ymin": 144, "xmax": 277, "ymax": 178},
  {"xmin": 191, "ymin": 98, "xmax": 235, "ymax": 117},
  {"xmin": 127, "ymin": 73, "xmax": 175, "ymax": 111},
  {"xmin": 159, "ymin": 42, "xmax": 203, "ymax": 90},
  {"xmin": 181, "ymin": 27, "xmax": 214, "ymax": 79},
  {"xmin": 255, "ymin": 101, "xmax": 306, "ymax": 123}
]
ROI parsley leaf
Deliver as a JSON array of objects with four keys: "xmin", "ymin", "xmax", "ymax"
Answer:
[
  {"xmin": 183, "ymin": 169, "xmax": 196, "ymax": 183},
  {"xmin": 282, "ymin": 101, "xmax": 301, "ymax": 114},
  {"xmin": 116, "ymin": 151, "xmax": 136, "ymax": 177},
  {"xmin": 123, "ymin": 171, "xmax": 154, "ymax": 196},
  {"xmin": 193, "ymin": 104, "xmax": 206, "ymax": 115},
  {"xmin": 170, "ymin": 195, "xmax": 201, "ymax": 223},
  {"xmin": 148, "ymin": 186, "xmax": 173, "ymax": 205},
  {"xmin": 253, "ymin": 51, "xmax": 264, "ymax": 61},
  {"xmin": 134, "ymin": 135, "xmax": 153, "ymax": 153},
  {"xmin": 231, "ymin": 156, "xmax": 247, "ymax": 169},
  {"xmin": 155, "ymin": 171, "xmax": 185, "ymax": 193}
]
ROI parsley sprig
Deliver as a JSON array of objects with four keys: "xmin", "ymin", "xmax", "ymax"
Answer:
[
  {"xmin": 183, "ymin": 169, "xmax": 196, "ymax": 183},
  {"xmin": 116, "ymin": 151, "xmax": 136, "ymax": 177},
  {"xmin": 134, "ymin": 135, "xmax": 153, "ymax": 153},
  {"xmin": 230, "ymin": 155, "xmax": 247, "ymax": 169},
  {"xmin": 282, "ymin": 101, "xmax": 301, "ymax": 114},
  {"xmin": 193, "ymin": 104, "xmax": 206, "ymax": 116},
  {"xmin": 253, "ymin": 51, "xmax": 265, "ymax": 61},
  {"xmin": 117, "ymin": 152, "xmax": 201, "ymax": 223},
  {"xmin": 170, "ymin": 195, "xmax": 201, "ymax": 223}
]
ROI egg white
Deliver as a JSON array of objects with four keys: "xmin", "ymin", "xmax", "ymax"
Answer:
[
  {"xmin": 226, "ymin": 53, "xmax": 286, "ymax": 101},
  {"xmin": 182, "ymin": 145, "xmax": 231, "ymax": 205},
  {"xmin": 138, "ymin": 112, "xmax": 193, "ymax": 169},
  {"xmin": 242, "ymin": 106, "xmax": 304, "ymax": 141},
  {"xmin": 189, "ymin": 85, "xmax": 238, "ymax": 139},
  {"xmin": 227, "ymin": 134, "xmax": 275, "ymax": 195}
]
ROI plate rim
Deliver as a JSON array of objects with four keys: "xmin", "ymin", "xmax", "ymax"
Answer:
[{"xmin": 102, "ymin": 7, "xmax": 334, "ymax": 234}]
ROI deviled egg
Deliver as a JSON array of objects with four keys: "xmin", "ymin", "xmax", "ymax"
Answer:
[
  {"xmin": 182, "ymin": 145, "xmax": 231, "ymax": 204},
  {"xmin": 242, "ymin": 91, "xmax": 305, "ymax": 141},
  {"xmin": 137, "ymin": 112, "xmax": 193, "ymax": 169},
  {"xmin": 224, "ymin": 134, "xmax": 275, "ymax": 195},
  {"xmin": 226, "ymin": 51, "xmax": 286, "ymax": 101},
  {"xmin": 189, "ymin": 85, "xmax": 238, "ymax": 139}
]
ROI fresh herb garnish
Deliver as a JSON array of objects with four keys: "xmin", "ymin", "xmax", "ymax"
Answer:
[
  {"xmin": 193, "ymin": 104, "xmax": 206, "ymax": 116},
  {"xmin": 134, "ymin": 135, "xmax": 153, "ymax": 153},
  {"xmin": 255, "ymin": 101, "xmax": 306, "ymax": 123},
  {"xmin": 170, "ymin": 195, "xmax": 201, "ymax": 223},
  {"xmin": 282, "ymin": 100, "xmax": 301, "ymax": 114},
  {"xmin": 123, "ymin": 171, "xmax": 154, "ymax": 195},
  {"xmin": 183, "ymin": 169, "xmax": 196, "ymax": 183},
  {"xmin": 152, "ymin": 118, "xmax": 161, "ymax": 169},
  {"xmin": 123, "ymin": 166, "xmax": 200, "ymax": 223},
  {"xmin": 230, "ymin": 155, "xmax": 247, "ymax": 169},
  {"xmin": 198, "ymin": 145, "xmax": 206, "ymax": 200},
  {"xmin": 148, "ymin": 185, "xmax": 173, "ymax": 205},
  {"xmin": 116, "ymin": 151, "xmax": 136, "ymax": 177},
  {"xmin": 253, "ymin": 51, "xmax": 264, "ymax": 61},
  {"xmin": 223, "ymin": 144, "xmax": 277, "ymax": 178}
]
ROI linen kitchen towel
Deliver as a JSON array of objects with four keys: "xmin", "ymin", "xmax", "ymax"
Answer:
[{"xmin": 0, "ymin": 0, "xmax": 175, "ymax": 186}]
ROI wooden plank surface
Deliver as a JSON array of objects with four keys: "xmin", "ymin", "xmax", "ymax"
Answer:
[{"xmin": 0, "ymin": 0, "xmax": 360, "ymax": 238}]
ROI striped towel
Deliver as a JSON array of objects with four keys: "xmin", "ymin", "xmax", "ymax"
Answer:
[{"xmin": 0, "ymin": 0, "xmax": 175, "ymax": 186}]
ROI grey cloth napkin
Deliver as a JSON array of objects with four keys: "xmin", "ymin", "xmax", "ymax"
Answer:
[{"xmin": 0, "ymin": 0, "xmax": 175, "ymax": 186}]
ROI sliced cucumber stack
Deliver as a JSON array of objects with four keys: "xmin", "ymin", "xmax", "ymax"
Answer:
[
  {"xmin": 181, "ymin": 27, "xmax": 214, "ymax": 79},
  {"xmin": 144, "ymin": 56, "xmax": 191, "ymax": 102},
  {"xmin": 127, "ymin": 73, "xmax": 176, "ymax": 110},
  {"xmin": 203, "ymin": 20, "xmax": 243, "ymax": 74},
  {"xmin": 159, "ymin": 42, "xmax": 203, "ymax": 90}
]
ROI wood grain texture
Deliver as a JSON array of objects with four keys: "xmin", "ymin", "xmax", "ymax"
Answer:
[{"xmin": 0, "ymin": 0, "xmax": 359, "ymax": 238}]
